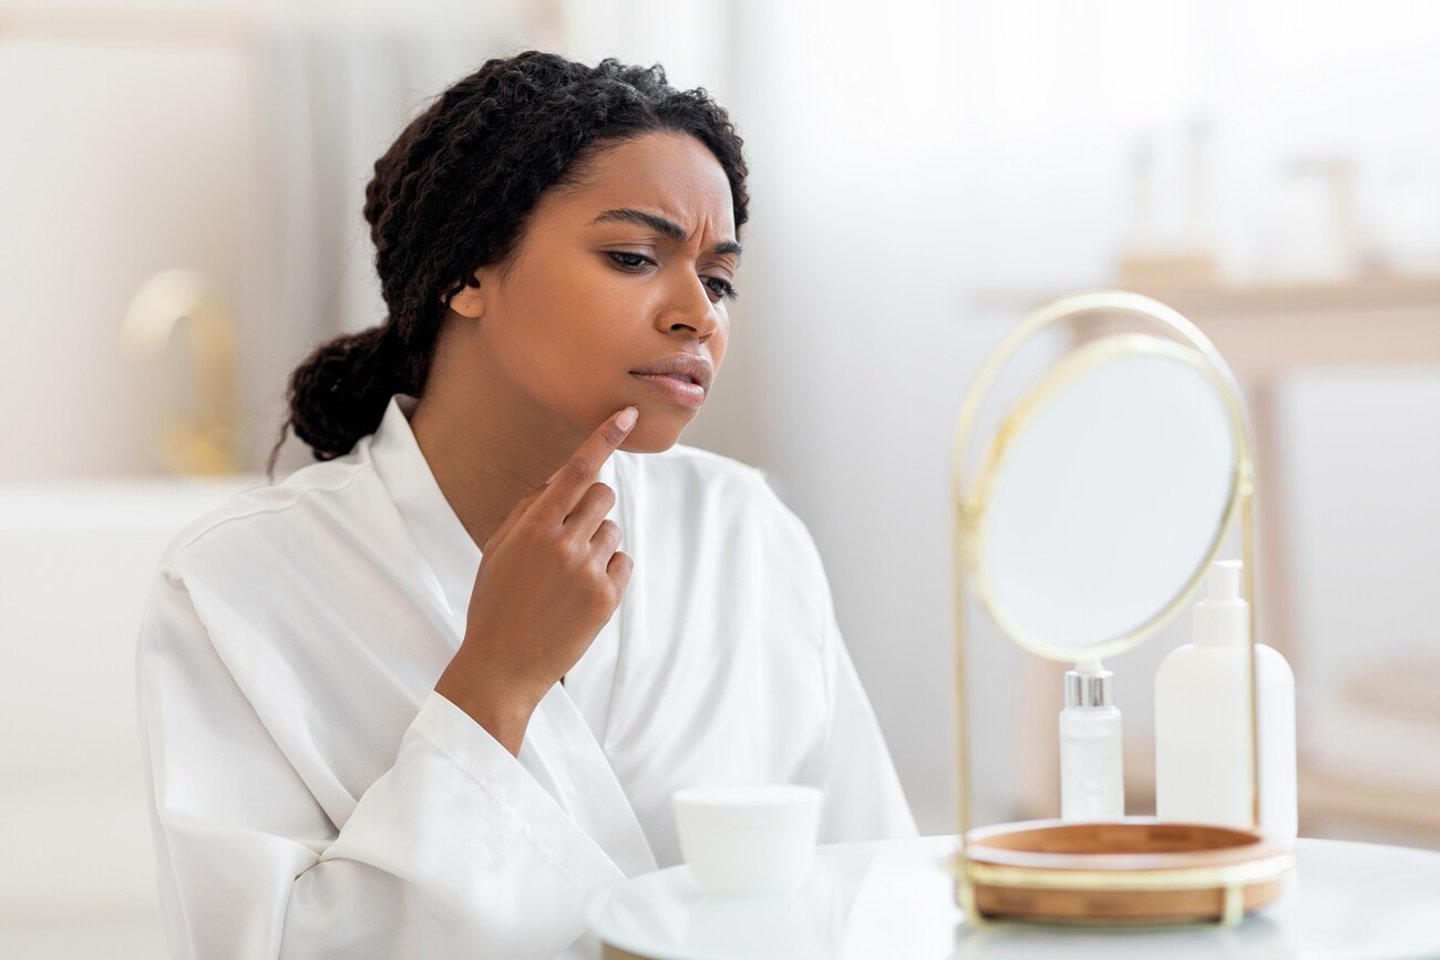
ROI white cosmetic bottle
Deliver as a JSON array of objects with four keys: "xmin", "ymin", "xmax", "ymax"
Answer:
[
  {"xmin": 1154, "ymin": 560, "xmax": 1297, "ymax": 845},
  {"xmin": 1059, "ymin": 660, "xmax": 1125, "ymax": 821}
]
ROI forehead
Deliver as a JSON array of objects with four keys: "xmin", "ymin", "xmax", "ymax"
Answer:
[{"xmin": 555, "ymin": 132, "xmax": 736, "ymax": 236}]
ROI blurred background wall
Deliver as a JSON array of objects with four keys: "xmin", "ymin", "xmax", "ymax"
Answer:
[{"xmin": 1, "ymin": 0, "xmax": 1438, "ymax": 956}]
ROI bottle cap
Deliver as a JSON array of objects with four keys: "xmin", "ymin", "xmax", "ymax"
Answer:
[{"xmin": 1064, "ymin": 659, "xmax": 1114, "ymax": 708}]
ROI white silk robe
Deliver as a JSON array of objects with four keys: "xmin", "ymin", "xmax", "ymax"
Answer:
[{"xmin": 136, "ymin": 393, "xmax": 916, "ymax": 959}]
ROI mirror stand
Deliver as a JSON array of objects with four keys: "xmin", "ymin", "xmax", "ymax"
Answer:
[{"xmin": 949, "ymin": 291, "xmax": 1293, "ymax": 925}]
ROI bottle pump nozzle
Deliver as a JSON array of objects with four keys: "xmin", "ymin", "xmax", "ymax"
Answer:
[
  {"xmin": 1207, "ymin": 559, "xmax": 1243, "ymax": 600},
  {"xmin": 1195, "ymin": 559, "xmax": 1248, "ymax": 646}
]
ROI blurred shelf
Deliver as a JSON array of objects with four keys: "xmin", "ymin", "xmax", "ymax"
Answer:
[
  {"xmin": 1115, "ymin": 742, "xmax": 1440, "ymax": 842},
  {"xmin": 1092, "ymin": 273, "xmax": 1440, "ymax": 374},
  {"xmin": 1121, "ymin": 273, "xmax": 1440, "ymax": 316},
  {"xmin": 1299, "ymin": 766, "xmax": 1440, "ymax": 837},
  {"xmin": 976, "ymin": 272, "xmax": 1440, "ymax": 372}
]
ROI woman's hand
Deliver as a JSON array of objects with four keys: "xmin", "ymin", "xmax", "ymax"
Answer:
[{"xmin": 435, "ymin": 406, "xmax": 639, "ymax": 754}]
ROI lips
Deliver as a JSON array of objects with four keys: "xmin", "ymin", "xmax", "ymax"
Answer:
[
  {"xmin": 630, "ymin": 372, "xmax": 706, "ymax": 408},
  {"xmin": 628, "ymin": 353, "xmax": 714, "ymax": 392}
]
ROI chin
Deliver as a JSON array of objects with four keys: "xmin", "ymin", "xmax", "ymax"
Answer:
[{"xmin": 621, "ymin": 411, "xmax": 694, "ymax": 453}]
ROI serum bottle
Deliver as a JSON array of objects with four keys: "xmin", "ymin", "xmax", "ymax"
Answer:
[{"xmin": 1059, "ymin": 660, "xmax": 1125, "ymax": 821}]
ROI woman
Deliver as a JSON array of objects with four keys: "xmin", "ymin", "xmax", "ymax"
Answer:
[{"xmin": 137, "ymin": 51, "xmax": 915, "ymax": 959}]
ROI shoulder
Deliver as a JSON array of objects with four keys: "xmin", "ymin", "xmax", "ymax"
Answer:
[
  {"xmin": 156, "ymin": 444, "xmax": 377, "ymax": 577},
  {"xmin": 614, "ymin": 442, "xmax": 828, "ymax": 596},
  {"xmin": 616, "ymin": 442, "xmax": 805, "ymax": 533},
  {"xmin": 616, "ymin": 441, "xmax": 764, "ymax": 493}
]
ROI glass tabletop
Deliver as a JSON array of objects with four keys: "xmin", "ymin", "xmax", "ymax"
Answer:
[{"xmin": 588, "ymin": 835, "xmax": 1440, "ymax": 960}]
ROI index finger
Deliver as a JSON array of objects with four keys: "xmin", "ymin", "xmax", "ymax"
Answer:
[{"xmin": 532, "ymin": 406, "xmax": 638, "ymax": 523}]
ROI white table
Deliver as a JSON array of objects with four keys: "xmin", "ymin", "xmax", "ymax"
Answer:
[{"xmin": 589, "ymin": 836, "xmax": 1440, "ymax": 959}]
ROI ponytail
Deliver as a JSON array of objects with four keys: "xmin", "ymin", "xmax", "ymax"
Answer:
[{"xmin": 265, "ymin": 325, "xmax": 403, "ymax": 477}]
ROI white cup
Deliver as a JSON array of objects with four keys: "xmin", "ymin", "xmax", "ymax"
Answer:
[{"xmin": 671, "ymin": 785, "xmax": 823, "ymax": 896}]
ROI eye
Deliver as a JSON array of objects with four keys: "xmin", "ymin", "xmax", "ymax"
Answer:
[
  {"xmin": 608, "ymin": 251, "xmax": 654, "ymax": 270},
  {"xmin": 608, "ymin": 251, "xmax": 738, "ymax": 303},
  {"xmin": 703, "ymin": 276, "xmax": 739, "ymax": 302}
]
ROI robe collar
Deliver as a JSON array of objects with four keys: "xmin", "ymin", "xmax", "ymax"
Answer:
[{"xmin": 368, "ymin": 393, "xmax": 480, "ymax": 620}]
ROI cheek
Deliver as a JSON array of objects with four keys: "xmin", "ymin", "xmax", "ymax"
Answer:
[
  {"xmin": 711, "ymin": 316, "xmax": 731, "ymax": 367},
  {"xmin": 568, "ymin": 265, "xmax": 647, "ymax": 337},
  {"xmin": 523, "ymin": 270, "xmax": 629, "ymax": 357}
]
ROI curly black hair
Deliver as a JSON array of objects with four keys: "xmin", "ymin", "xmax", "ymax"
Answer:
[{"xmin": 266, "ymin": 50, "xmax": 749, "ymax": 476}]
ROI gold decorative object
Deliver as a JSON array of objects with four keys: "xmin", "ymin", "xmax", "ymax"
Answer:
[
  {"xmin": 949, "ymin": 290, "xmax": 1293, "ymax": 925},
  {"xmin": 122, "ymin": 268, "xmax": 239, "ymax": 475}
]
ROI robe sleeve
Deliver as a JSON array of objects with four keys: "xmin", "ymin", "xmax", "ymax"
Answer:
[
  {"xmin": 136, "ymin": 567, "xmax": 618, "ymax": 960},
  {"xmin": 755, "ymin": 470, "xmax": 919, "ymax": 843}
]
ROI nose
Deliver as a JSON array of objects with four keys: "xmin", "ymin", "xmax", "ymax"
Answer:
[{"xmin": 656, "ymin": 274, "xmax": 720, "ymax": 341}]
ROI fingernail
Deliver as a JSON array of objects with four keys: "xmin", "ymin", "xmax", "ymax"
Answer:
[{"xmin": 616, "ymin": 406, "xmax": 638, "ymax": 432}]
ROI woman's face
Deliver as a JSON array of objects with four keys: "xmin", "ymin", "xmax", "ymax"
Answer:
[{"xmin": 459, "ymin": 131, "xmax": 740, "ymax": 453}]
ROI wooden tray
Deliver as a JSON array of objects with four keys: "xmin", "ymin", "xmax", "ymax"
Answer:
[{"xmin": 953, "ymin": 818, "xmax": 1293, "ymax": 925}]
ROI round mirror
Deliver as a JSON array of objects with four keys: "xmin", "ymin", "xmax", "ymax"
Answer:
[{"xmin": 972, "ymin": 334, "xmax": 1241, "ymax": 660}]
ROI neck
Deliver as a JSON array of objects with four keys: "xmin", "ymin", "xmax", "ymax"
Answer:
[{"xmin": 408, "ymin": 370, "xmax": 587, "ymax": 555}]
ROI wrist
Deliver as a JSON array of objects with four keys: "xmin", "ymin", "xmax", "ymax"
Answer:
[{"xmin": 434, "ymin": 662, "xmax": 541, "ymax": 756}]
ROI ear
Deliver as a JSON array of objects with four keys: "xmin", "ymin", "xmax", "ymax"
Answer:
[{"xmin": 444, "ymin": 272, "xmax": 485, "ymax": 319}]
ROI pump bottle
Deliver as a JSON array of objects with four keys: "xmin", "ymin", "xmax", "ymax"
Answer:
[{"xmin": 1154, "ymin": 560, "xmax": 1297, "ymax": 845}]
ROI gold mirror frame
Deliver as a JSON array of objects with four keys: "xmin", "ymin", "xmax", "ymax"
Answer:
[
  {"xmin": 948, "ymin": 290, "xmax": 1293, "ymax": 925},
  {"xmin": 971, "ymin": 333, "xmax": 1243, "ymax": 662}
]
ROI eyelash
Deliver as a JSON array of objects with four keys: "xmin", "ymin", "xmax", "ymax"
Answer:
[{"xmin": 608, "ymin": 251, "xmax": 739, "ymax": 302}]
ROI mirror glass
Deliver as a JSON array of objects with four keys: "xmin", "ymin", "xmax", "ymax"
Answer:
[{"xmin": 977, "ymin": 340, "xmax": 1237, "ymax": 657}]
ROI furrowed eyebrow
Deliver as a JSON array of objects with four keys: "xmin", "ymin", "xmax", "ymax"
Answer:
[{"xmin": 590, "ymin": 208, "xmax": 742, "ymax": 257}]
